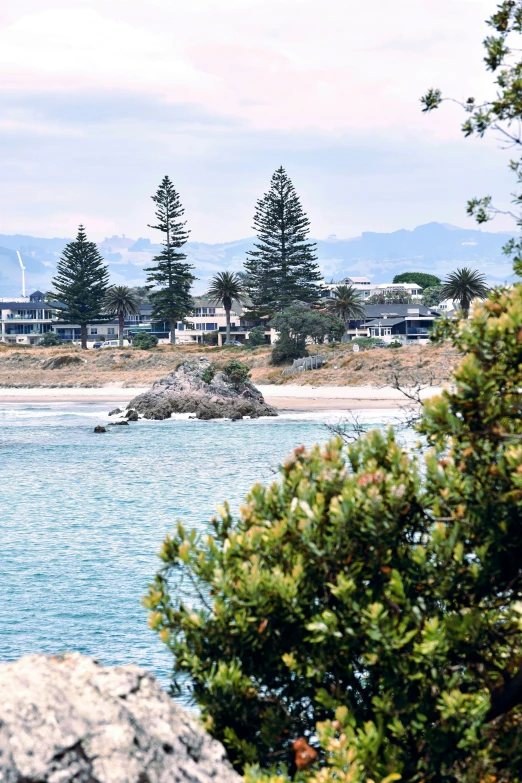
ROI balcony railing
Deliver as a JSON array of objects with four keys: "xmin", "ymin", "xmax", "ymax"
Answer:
[
  {"xmin": 5, "ymin": 314, "xmax": 55, "ymax": 321},
  {"xmin": 407, "ymin": 328, "xmax": 430, "ymax": 335}
]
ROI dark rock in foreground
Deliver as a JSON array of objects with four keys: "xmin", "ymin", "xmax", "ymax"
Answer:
[
  {"xmin": 93, "ymin": 425, "xmax": 106, "ymax": 433},
  {"xmin": 0, "ymin": 652, "xmax": 240, "ymax": 783},
  {"xmin": 108, "ymin": 407, "xmax": 122, "ymax": 416},
  {"xmin": 108, "ymin": 420, "xmax": 129, "ymax": 426},
  {"xmin": 128, "ymin": 358, "xmax": 278, "ymax": 420}
]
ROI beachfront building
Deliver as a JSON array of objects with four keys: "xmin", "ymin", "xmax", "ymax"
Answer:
[
  {"xmin": 323, "ymin": 276, "xmax": 423, "ymax": 301},
  {"xmin": 0, "ymin": 291, "xmax": 56, "ymax": 345},
  {"xmin": 124, "ymin": 297, "xmax": 269, "ymax": 346},
  {"xmin": 0, "ymin": 291, "xmax": 122, "ymax": 345},
  {"xmin": 355, "ymin": 304, "xmax": 440, "ymax": 345}
]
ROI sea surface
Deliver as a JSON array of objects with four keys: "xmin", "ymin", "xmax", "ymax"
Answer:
[{"xmin": 0, "ymin": 402, "xmax": 406, "ymax": 687}]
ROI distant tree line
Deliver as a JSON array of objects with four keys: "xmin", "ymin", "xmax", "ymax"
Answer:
[{"xmin": 48, "ymin": 171, "xmax": 489, "ymax": 354}]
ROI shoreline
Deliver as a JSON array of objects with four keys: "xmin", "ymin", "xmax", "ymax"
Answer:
[{"xmin": 0, "ymin": 384, "xmax": 444, "ymax": 411}]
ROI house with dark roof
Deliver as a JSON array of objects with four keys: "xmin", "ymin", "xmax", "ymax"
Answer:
[{"xmin": 346, "ymin": 304, "xmax": 440, "ymax": 344}]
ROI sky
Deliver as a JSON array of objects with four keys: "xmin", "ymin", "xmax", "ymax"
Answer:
[{"xmin": 0, "ymin": 0, "xmax": 517, "ymax": 242}]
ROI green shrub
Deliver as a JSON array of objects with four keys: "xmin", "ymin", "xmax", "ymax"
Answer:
[
  {"xmin": 248, "ymin": 325, "xmax": 266, "ymax": 347},
  {"xmin": 39, "ymin": 332, "xmax": 63, "ymax": 346},
  {"xmin": 271, "ymin": 336, "xmax": 306, "ymax": 364},
  {"xmin": 392, "ymin": 272, "xmax": 441, "ymax": 289},
  {"xmin": 387, "ymin": 340, "xmax": 402, "ymax": 348},
  {"xmin": 223, "ymin": 358, "xmax": 251, "ymax": 386},
  {"xmin": 201, "ymin": 364, "xmax": 215, "ymax": 384},
  {"xmin": 146, "ymin": 281, "xmax": 522, "ymax": 781},
  {"xmin": 132, "ymin": 332, "xmax": 158, "ymax": 350}
]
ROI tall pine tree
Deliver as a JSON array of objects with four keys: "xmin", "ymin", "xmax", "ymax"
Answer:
[
  {"xmin": 145, "ymin": 176, "xmax": 195, "ymax": 344},
  {"xmin": 50, "ymin": 225, "xmax": 109, "ymax": 349},
  {"xmin": 245, "ymin": 167, "xmax": 322, "ymax": 314}
]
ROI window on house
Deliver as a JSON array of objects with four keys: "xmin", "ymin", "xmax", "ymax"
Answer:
[
  {"xmin": 90, "ymin": 328, "xmax": 97, "ymax": 335},
  {"xmin": 108, "ymin": 328, "xmax": 115, "ymax": 335},
  {"xmin": 206, "ymin": 323, "xmax": 216, "ymax": 330}
]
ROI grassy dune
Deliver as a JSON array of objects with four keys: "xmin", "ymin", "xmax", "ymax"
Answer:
[{"xmin": 0, "ymin": 342, "xmax": 458, "ymax": 389}]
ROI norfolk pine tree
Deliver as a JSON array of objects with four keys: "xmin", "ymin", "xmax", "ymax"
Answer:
[
  {"xmin": 50, "ymin": 225, "xmax": 109, "ymax": 349},
  {"xmin": 145, "ymin": 177, "xmax": 195, "ymax": 344},
  {"xmin": 245, "ymin": 167, "xmax": 323, "ymax": 315}
]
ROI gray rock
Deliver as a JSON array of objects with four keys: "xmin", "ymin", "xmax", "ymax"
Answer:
[
  {"xmin": 108, "ymin": 408, "xmax": 122, "ymax": 416},
  {"xmin": 128, "ymin": 359, "xmax": 277, "ymax": 421},
  {"xmin": 93, "ymin": 425, "xmax": 106, "ymax": 433},
  {"xmin": 125, "ymin": 410, "xmax": 139, "ymax": 422},
  {"xmin": 0, "ymin": 652, "xmax": 241, "ymax": 783},
  {"xmin": 108, "ymin": 420, "xmax": 129, "ymax": 426}
]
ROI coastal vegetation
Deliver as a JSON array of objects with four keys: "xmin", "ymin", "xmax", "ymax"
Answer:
[
  {"xmin": 326, "ymin": 285, "xmax": 365, "ymax": 323},
  {"xmin": 245, "ymin": 166, "xmax": 323, "ymax": 316},
  {"xmin": 439, "ymin": 268, "xmax": 489, "ymax": 318},
  {"xmin": 102, "ymin": 286, "xmax": 140, "ymax": 347},
  {"xmin": 392, "ymin": 273, "xmax": 441, "ymax": 289},
  {"xmin": 145, "ymin": 176, "xmax": 195, "ymax": 345},
  {"xmin": 206, "ymin": 272, "xmax": 245, "ymax": 347},
  {"xmin": 271, "ymin": 304, "xmax": 345, "ymax": 364},
  {"xmin": 49, "ymin": 226, "xmax": 110, "ymax": 349},
  {"xmin": 131, "ymin": 332, "xmax": 159, "ymax": 350}
]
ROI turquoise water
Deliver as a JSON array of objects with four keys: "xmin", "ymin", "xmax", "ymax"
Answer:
[{"xmin": 0, "ymin": 403, "xmax": 399, "ymax": 685}]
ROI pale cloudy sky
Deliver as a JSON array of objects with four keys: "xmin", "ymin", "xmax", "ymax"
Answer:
[{"xmin": 0, "ymin": 0, "xmax": 515, "ymax": 241}]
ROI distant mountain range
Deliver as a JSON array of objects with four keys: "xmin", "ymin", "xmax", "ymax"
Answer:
[{"xmin": 0, "ymin": 222, "xmax": 517, "ymax": 298}]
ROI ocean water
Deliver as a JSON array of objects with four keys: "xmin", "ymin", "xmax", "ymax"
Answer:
[{"xmin": 0, "ymin": 402, "xmax": 403, "ymax": 686}]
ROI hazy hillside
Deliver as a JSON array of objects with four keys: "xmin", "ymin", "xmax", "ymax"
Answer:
[{"xmin": 0, "ymin": 222, "xmax": 516, "ymax": 297}]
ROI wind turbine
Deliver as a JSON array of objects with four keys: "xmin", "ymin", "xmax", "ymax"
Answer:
[{"xmin": 16, "ymin": 251, "xmax": 26, "ymax": 297}]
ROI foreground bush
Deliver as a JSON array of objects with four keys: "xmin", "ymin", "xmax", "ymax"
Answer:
[{"xmin": 145, "ymin": 282, "xmax": 522, "ymax": 781}]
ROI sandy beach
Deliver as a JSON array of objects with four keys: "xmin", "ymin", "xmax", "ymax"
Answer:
[
  {"xmin": 0, "ymin": 384, "xmax": 444, "ymax": 410},
  {"xmin": 261, "ymin": 385, "xmax": 443, "ymax": 410}
]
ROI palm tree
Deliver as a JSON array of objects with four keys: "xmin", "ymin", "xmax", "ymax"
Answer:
[
  {"xmin": 440, "ymin": 268, "xmax": 489, "ymax": 318},
  {"xmin": 327, "ymin": 285, "xmax": 365, "ymax": 326},
  {"xmin": 103, "ymin": 286, "xmax": 140, "ymax": 346},
  {"xmin": 206, "ymin": 272, "xmax": 246, "ymax": 346}
]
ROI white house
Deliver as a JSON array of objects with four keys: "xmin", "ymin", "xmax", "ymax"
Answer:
[{"xmin": 324, "ymin": 276, "xmax": 423, "ymax": 300}]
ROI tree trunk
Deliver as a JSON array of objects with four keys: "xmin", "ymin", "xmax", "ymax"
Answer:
[
  {"xmin": 225, "ymin": 307, "xmax": 231, "ymax": 345},
  {"xmin": 119, "ymin": 312, "xmax": 124, "ymax": 347},
  {"xmin": 170, "ymin": 319, "xmax": 176, "ymax": 345},
  {"xmin": 80, "ymin": 324, "xmax": 87, "ymax": 350}
]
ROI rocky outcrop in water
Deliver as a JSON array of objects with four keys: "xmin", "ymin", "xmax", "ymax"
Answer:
[
  {"xmin": 127, "ymin": 358, "xmax": 278, "ymax": 420},
  {"xmin": 0, "ymin": 652, "xmax": 240, "ymax": 783}
]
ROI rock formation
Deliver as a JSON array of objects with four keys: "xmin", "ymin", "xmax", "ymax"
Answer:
[
  {"xmin": 127, "ymin": 358, "xmax": 277, "ymax": 421},
  {"xmin": 0, "ymin": 652, "xmax": 241, "ymax": 783}
]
